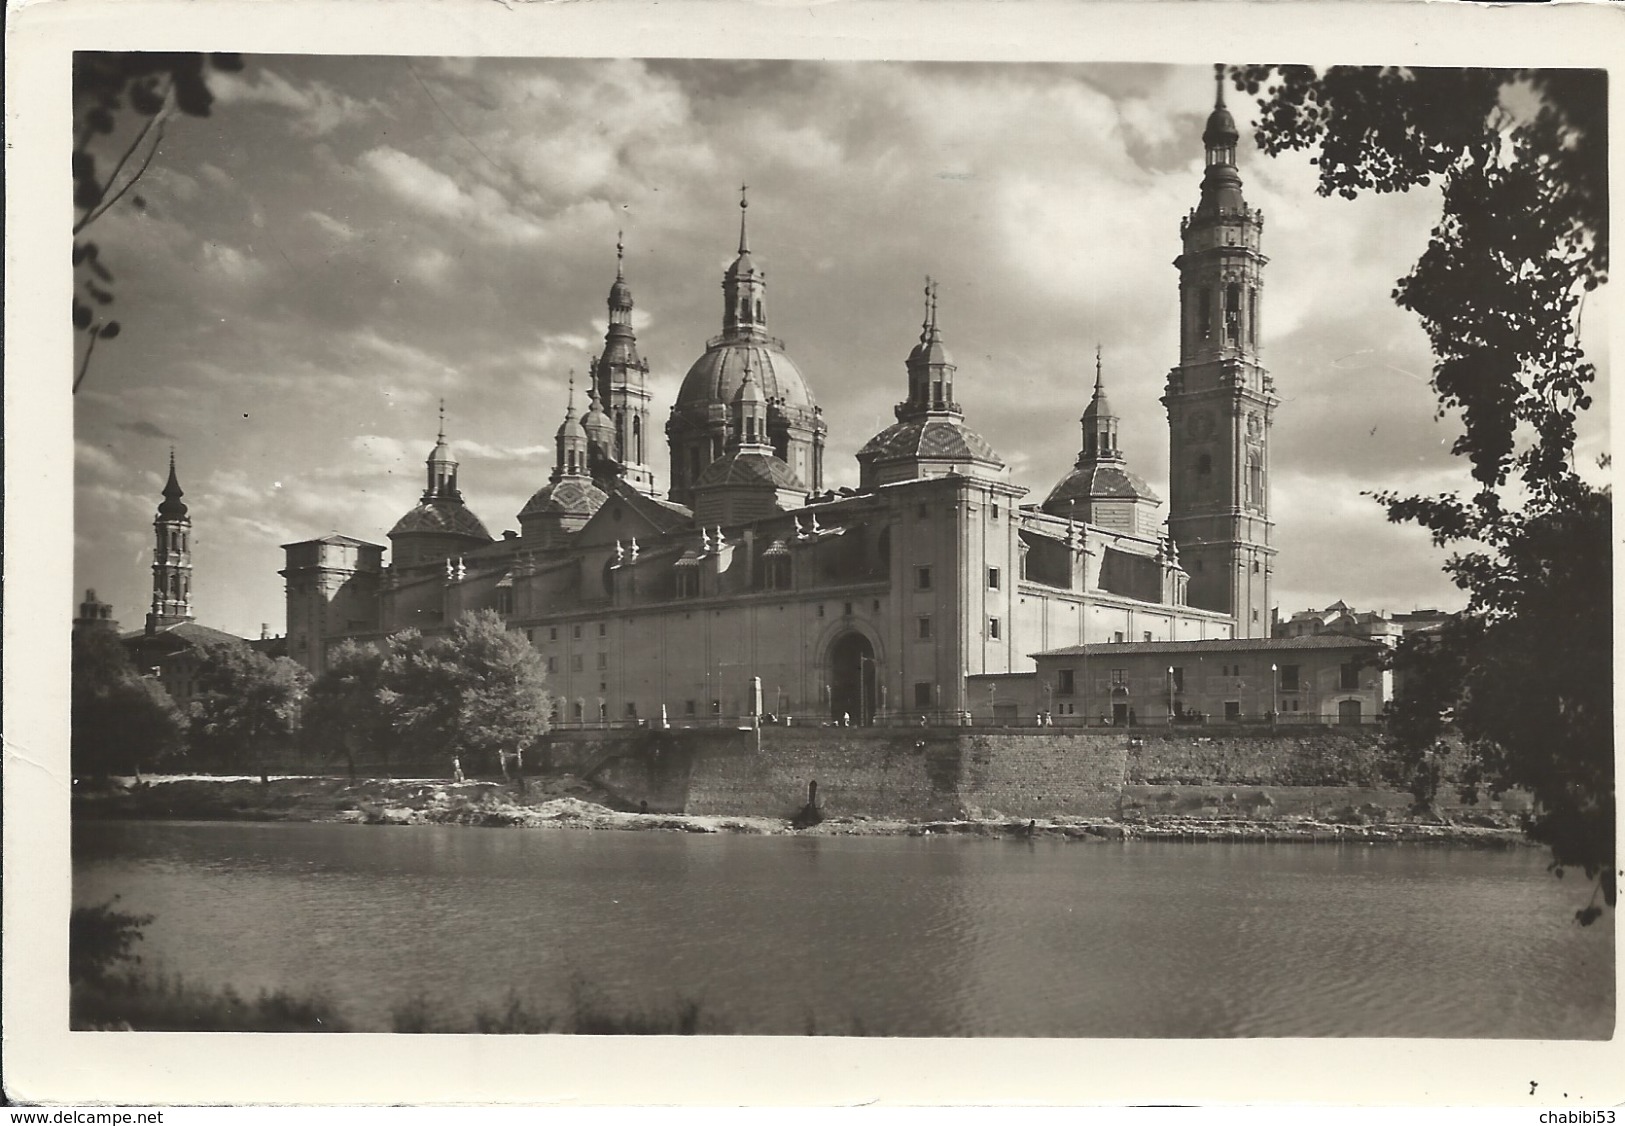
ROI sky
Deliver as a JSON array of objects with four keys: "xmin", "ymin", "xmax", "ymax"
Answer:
[{"xmin": 71, "ymin": 56, "xmax": 1611, "ymax": 640}]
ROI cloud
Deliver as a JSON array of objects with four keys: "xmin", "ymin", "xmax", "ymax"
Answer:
[
  {"xmin": 117, "ymin": 419, "xmax": 177, "ymax": 440},
  {"xmin": 210, "ymin": 67, "xmax": 386, "ymax": 137},
  {"xmin": 358, "ymin": 146, "xmax": 547, "ymax": 243}
]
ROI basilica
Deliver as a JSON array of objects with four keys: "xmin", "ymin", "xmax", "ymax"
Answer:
[{"xmin": 279, "ymin": 78, "xmax": 1275, "ymax": 725}]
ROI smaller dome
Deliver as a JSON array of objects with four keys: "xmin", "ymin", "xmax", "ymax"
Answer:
[
  {"xmin": 582, "ymin": 392, "xmax": 615, "ymax": 445},
  {"xmin": 857, "ymin": 417, "xmax": 1002, "ymax": 465},
  {"xmin": 520, "ymin": 477, "xmax": 608, "ymax": 521},
  {"xmin": 390, "ymin": 500, "xmax": 493, "ymax": 541},
  {"xmin": 695, "ymin": 448, "xmax": 803, "ymax": 492},
  {"xmin": 726, "ymin": 250, "xmax": 758, "ymax": 278},
  {"xmin": 556, "ymin": 410, "xmax": 587, "ymax": 442},
  {"xmin": 1203, "ymin": 105, "xmax": 1238, "ymax": 149},
  {"xmin": 1042, "ymin": 464, "xmax": 1160, "ymax": 516},
  {"xmin": 609, "ymin": 276, "xmax": 633, "ymax": 308}
]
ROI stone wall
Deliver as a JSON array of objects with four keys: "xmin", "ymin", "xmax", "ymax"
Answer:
[
  {"xmin": 540, "ymin": 726, "xmax": 1130, "ymax": 819},
  {"xmin": 1124, "ymin": 726, "xmax": 1395, "ymax": 787}
]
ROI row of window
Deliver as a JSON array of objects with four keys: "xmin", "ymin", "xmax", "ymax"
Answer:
[
  {"xmin": 1052, "ymin": 663, "xmax": 1360, "ymax": 695},
  {"xmin": 545, "ymin": 654, "xmax": 611, "ymax": 674}
]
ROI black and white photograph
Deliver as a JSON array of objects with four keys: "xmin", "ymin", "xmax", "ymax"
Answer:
[{"xmin": 5, "ymin": 0, "xmax": 1620, "ymax": 1109}]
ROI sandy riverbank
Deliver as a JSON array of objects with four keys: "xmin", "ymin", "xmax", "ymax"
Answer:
[{"xmin": 72, "ymin": 774, "xmax": 1532, "ymax": 847}]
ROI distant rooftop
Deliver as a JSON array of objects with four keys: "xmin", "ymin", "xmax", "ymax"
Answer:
[{"xmin": 1035, "ymin": 634, "xmax": 1385, "ymax": 659}]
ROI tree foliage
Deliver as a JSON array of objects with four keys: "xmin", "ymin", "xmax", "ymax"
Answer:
[
  {"xmin": 302, "ymin": 641, "xmax": 394, "ymax": 775},
  {"xmin": 72, "ymin": 52, "xmax": 243, "ymax": 392},
  {"xmin": 71, "ymin": 627, "xmax": 187, "ymax": 780},
  {"xmin": 304, "ymin": 611, "xmax": 553, "ymax": 774},
  {"xmin": 188, "ymin": 642, "xmax": 311, "ymax": 772},
  {"xmin": 1237, "ymin": 65, "xmax": 1611, "ymax": 919}
]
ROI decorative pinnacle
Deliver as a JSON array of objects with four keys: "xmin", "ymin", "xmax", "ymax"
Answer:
[
  {"xmin": 922, "ymin": 275, "xmax": 934, "ymax": 334},
  {"xmin": 437, "ymin": 398, "xmax": 447, "ymax": 442},
  {"xmin": 616, "ymin": 231, "xmax": 625, "ymax": 279},
  {"xmin": 738, "ymin": 183, "xmax": 750, "ymax": 254},
  {"xmin": 1095, "ymin": 344, "xmax": 1104, "ymax": 391},
  {"xmin": 566, "ymin": 371, "xmax": 576, "ymax": 414},
  {"xmin": 1214, "ymin": 63, "xmax": 1226, "ymax": 109}
]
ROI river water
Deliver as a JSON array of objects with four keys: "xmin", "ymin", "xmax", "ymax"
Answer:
[{"xmin": 72, "ymin": 820, "xmax": 1614, "ymax": 1037}]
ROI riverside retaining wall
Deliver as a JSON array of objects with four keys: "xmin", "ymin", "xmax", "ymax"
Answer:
[{"xmin": 543, "ymin": 726, "xmax": 1131, "ymax": 819}]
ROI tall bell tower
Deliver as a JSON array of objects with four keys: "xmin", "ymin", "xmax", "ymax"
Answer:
[
  {"xmin": 1163, "ymin": 66, "xmax": 1276, "ymax": 637},
  {"xmin": 146, "ymin": 449, "xmax": 195, "ymax": 633}
]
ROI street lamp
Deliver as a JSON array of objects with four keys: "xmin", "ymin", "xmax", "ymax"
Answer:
[
  {"xmin": 1271, "ymin": 663, "xmax": 1278, "ymax": 722},
  {"xmin": 1168, "ymin": 666, "xmax": 1175, "ymax": 723}
]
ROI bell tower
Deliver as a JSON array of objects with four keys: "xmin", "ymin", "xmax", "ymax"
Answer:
[
  {"xmin": 1163, "ymin": 66, "xmax": 1276, "ymax": 637},
  {"xmin": 146, "ymin": 449, "xmax": 195, "ymax": 633},
  {"xmin": 592, "ymin": 233, "xmax": 657, "ymax": 495}
]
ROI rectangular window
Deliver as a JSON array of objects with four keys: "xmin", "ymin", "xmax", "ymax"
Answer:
[
  {"xmin": 1279, "ymin": 664, "xmax": 1300, "ymax": 692},
  {"xmin": 571, "ymin": 655, "xmax": 583, "ymax": 672},
  {"xmin": 547, "ymin": 657, "xmax": 557, "ymax": 673},
  {"xmin": 817, "ymin": 604, "xmax": 825, "ymax": 618},
  {"xmin": 571, "ymin": 701, "xmax": 583, "ymax": 721},
  {"xmin": 1113, "ymin": 631, "xmax": 1125, "ymax": 644},
  {"xmin": 917, "ymin": 616, "xmax": 932, "ymax": 640},
  {"xmin": 988, "ymin": 567, "xmax": 1000, "ymax": 589},
  {"xmin": 1341, "ymin": 662, "xmax": 1361, "ymax": 691},
  {"xmin": 550, "ymin": 627, "xmax": 558, "ymax": 641},
  {"xmin": 598, "ymin": 623, "xmax": 607, "ymax": 637},
  {"xmin": 916, "ymin": 566, "xmax": 933, "ymax": 591},
  {"xmin": 1111, "ymin": 668, "xmax": 1126, "ymax": 686},
  {"xmin": 496, "ymin": 588, "xmax": 514, "ymax": 615},
  {"xmin": 844, "ymin": 602, "xmax": 853, "ymax": 616},
  {"xmin": 685, "ymin": 700, "xmax": 696, "ymax": 716},
  {"xmin": 1057, "ymin": 668, "xmax": 1075, "ymax": 696},
  {"xmin": 573, "ymin": 625, "xmax": 582, "ymax": 640},
  {"xmin": 1198, "ymin": 286, "xmax": 1212, "ymax": 337},
  {"xmin": 1225, "ymin": 701, "xmax": 1242, "ymax": 720},
  {"xmin": 989, "ymin": 617, "xmax": 1001, "ymax": 640},
  {"xmin": 991, "ymin": 503, "xmax": 1000, "ymax": 519},
  {"xmin": 914, "ymin": 682, "xmax": 933, "ymax": 708},
  {"xmin": 596, "ymin": 653, "xmax": 608, "ymax": 670},
  {"xmin": 1171, "ymin": 667, "xmax": 1185, "ymax": 692},
  {"xmin": 1143, "ymin": 631, "xmax": 1153, "ymax": 642},
  {"xmin": 626, "ymin": 702, "xmax": 638, "ymax": 718}
]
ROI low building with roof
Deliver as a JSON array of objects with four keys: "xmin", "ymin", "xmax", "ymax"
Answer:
[{"xmin": 1029, "ymin": 634, "xmax": 1391, "ymax": 727}]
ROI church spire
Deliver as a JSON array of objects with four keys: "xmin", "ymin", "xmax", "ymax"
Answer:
[
  {"xmin": 1081, "ymin": 345, "xmax": 1119, "ymax": 461},
  {"xmin": 147, "ymin": 450, "xmax": 194, "ymax": 633},
  {"xmin": 722, "ymin": 186, "xmax": 767, "ymax": 338},
  {"xmin": 425, "ymin": 401, "xmax": 460, "ymax": 500},
  {"xmin": 899, "ymin": 276, "xmax": 958, "ymax": 420}
]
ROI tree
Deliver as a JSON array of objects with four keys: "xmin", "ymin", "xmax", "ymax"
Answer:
[
  {"xmin": 72, "ymin": 52, "xmax": 244, "ymax": 392},
  {"xmin": 1236, "ymin": 65, "xmax": 1611, "ymax": 920},
  {"xmin": 188, "ymin": 642, "xmax": 311, "ymax": 775},
  {"xmin": 302, "ymin": 641, "xmax": 393, "ymax": 778},
  {"xmin": 71, "ymin": 627, "xmax": 187, "ymax": 781},
  {"xmin": 380, "ymin": 611, "xmax": 554, "ymax": 775}
]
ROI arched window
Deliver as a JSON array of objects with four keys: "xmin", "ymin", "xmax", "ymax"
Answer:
[
  {"xmin": 1198, "ymin": 287, "xmax": 1212, "ymax": 337},
  {"xmin": 615, "ymin": 411, "xmax": 626, "ymax": 459},
  {"xmin": 632, "ymin": 416, "xmax": 642, "ymax": 463},
  {"xmin": 1248, "ymin": 452, "xmax": 1264, "ymax": 508},
  {"xmin": 1225, "ymin": 284, "xmax": 1241, "ymax": 344},
  {"xmin": 755, "ymin": 299, "xmax": 763, "ymax": 321},
  {"xmin": 1249, "ymin": 286, "xmax": 1259, "ymax": 345}
]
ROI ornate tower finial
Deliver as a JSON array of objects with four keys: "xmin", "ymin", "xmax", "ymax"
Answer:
[
  {"xmin": 616, "ymin": 230, "xmax": 625, "ymax": 279},
  {"xmin": 437, "ymin": 398, "xmax": 447, "ymax": 443},
  {"xmin": 738, "ymin": 183, "xmax": 750, "ymax": 254},
  {"xmin": 1214, "ymin": 63, "xmax": 1226, "ymax": 109},
  {"xmin": 1095, "ymin": 344, "xmax": 1104, "ymax": 390},
  {"xmin": 567, "ymin": 370, "xmax": 576, "ymax": 412}
]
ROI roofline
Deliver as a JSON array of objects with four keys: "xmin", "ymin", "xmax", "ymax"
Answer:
[{"xmin": 1031, "ymin": 635, "xmax": 1386, "ymax": 659}]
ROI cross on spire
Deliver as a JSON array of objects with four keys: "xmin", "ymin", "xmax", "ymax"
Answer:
[
  {"xmin": 616, "ymin": 230, "xmax": 625, "ymax": 278},
  {"xmin": 738, "ymin": 183, "xmax": 750, "ymax": 254},
  {"xmin": 1095, "ymin": 343, "xmax": 1104, "ymax": 390},
  {"xmin": 437, "ymin": 398, "xmax": 447, "ymax": 442},
  {"xmin": 1214, "ymin": 63, "xmax": 1226, "ymax": 109}
]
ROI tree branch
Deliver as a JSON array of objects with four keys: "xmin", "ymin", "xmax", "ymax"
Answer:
[{"xmin": 74, "ymin": 88, "xmax": 172, "ymax": 236}]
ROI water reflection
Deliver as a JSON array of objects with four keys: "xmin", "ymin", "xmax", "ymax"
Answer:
[{"xmin": 72, "ymin": 821, "xmax": 1614, "ymax": 1038}]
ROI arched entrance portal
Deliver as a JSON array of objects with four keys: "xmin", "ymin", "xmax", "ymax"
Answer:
[{"xmin": 828, "ymin": 632, "xmax": 878, "ymax": 725}]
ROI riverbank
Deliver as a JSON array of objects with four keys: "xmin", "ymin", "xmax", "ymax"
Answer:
[{"xmin": 73, "ymin": 773, "xmax": 1532, "ymax": 847}]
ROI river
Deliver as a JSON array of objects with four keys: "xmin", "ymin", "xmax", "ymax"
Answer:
[{"xmin": 72, "ymin": 820, "xmax": 1614, "ymax": 1037}]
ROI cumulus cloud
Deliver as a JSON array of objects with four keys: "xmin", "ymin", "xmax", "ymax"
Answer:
[{"xmin": 211, "ymin": 67, "xmax": 386, "ymax": 137}]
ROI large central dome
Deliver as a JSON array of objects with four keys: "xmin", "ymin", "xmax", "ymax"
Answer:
[{"xmin": 676, "ymin": 336, "xmax": 817, "ymax": 413}]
